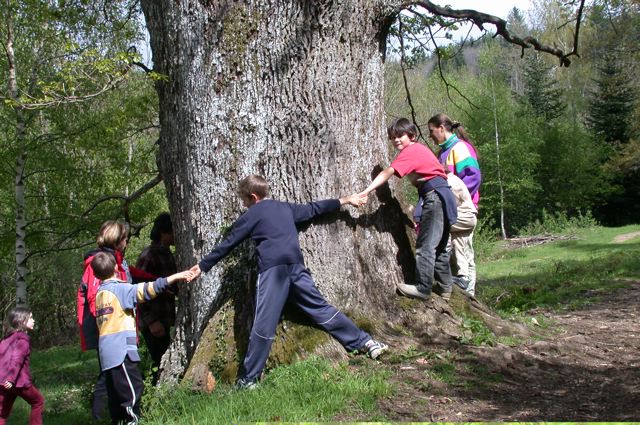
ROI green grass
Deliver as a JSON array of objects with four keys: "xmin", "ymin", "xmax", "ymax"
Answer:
[
  {"xmin": 477, "ymin": 224, "xmax": 640, "ymax": 314},
  {"xmin": 8, "ymin": 225, "xmax": 640, "ymax": 424},
  {"xmin": 6, "ymin": 346, "xmax": 98, "ymax": 425},
  {"xmin": 142, "ymin": 357, "xmax": 390, "ymax": 424},
  {"xmin": 7, "ymin": 350, "xmax": 389, "ymax": 424},
  {"xmin": 459, "ymin": 314, "xmax": 498, "ymax": 346}
]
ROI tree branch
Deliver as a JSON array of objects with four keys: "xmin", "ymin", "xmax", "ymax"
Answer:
[
  {"xmin": 80, "ymin": 173, "xmax": 163, "ymax": 218},
  {"xmin": 24, "ymin": 174, "xmax": 164, "ymax": 260},
  {"xmin": 411, "ymin": 0, "xmax": 586, "ymax": 67}
]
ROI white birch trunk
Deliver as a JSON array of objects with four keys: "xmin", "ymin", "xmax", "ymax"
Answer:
[{"xmin": 6, "ymin": 1, "xmax": 29, "ymax": 306}]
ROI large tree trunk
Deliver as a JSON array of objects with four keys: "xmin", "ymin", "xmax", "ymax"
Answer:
[{"xmin": 141, "ymin": 0, "xmax": 462, "ymax": 385}]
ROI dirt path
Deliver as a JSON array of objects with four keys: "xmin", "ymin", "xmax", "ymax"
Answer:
[
  {"xmin": 369, "ymin": 280, "xmax": 640, "ymax": 422},
  {"xmin": 614, "ymin": 231, "xmax": 640, "ymax": 243}
]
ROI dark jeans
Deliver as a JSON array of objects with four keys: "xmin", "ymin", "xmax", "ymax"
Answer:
[
  {"xmin": 415, "ymin": 191, "xmax": 453, "ymax": 295},
  {"xmin": 0, "ymin": 385, "xmax": 45, "ymax": 425}
]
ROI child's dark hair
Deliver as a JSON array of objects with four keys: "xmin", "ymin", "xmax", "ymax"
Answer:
[
  {"xmin": 238, "ymin": 175, "xmax": 270, "ymax": 200},
  {"xmin": 387, "ymin": 117, "xmax": 418, "ymax": 140},
  {"xmin": 3, "ymin": 306, "xmax": 31, "ymax": 335},
  {"xmin": 150, "ymin": 212, "xmax": 172, "ymax": 243},
  {"xmin": 91, "ymin": 251, "xmax": 117, "ymax": 280},
  {"xmin": 428, "ymin": 113, "xmax": 473, "ymax": 144}
]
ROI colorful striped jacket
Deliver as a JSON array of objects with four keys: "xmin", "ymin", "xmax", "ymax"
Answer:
[{"xmin": 438, "ymin": 134, "xmax": 481, "ymax": 208}]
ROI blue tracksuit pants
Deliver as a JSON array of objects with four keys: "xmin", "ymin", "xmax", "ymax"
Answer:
[{"xmin": 240, "ymin": 263, "xmax": 371, "ymax": 382}]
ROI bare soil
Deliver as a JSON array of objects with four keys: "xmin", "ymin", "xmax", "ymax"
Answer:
[{"xmin": 360, "ymin": 280, "xmax": 640, "ymax": 422}]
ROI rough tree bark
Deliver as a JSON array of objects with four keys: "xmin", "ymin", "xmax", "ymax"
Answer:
[{"xmin": 140, "ymin": 0, "xmax": 574, "ymax": 385}]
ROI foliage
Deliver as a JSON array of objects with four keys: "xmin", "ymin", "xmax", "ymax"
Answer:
[
  {"xmin": 520, "ymin": 53, "xmax": 566, "ymax": 121},
  {"xmin": 0, "ymin": 0, "xmax": 164, "ymax": 338},
  {"xmin": 586, "ymin": 53, "xmax": 636, "ymax": 145},
  {"xmin": 0, "ymin": 71, "xmax": 165, "ymax": 344},
  {"xmin": 1, "ymin": 0, "xmax": 142, "ymax": 109},
  {"xmin": 531, "ymin": 121, "xmax": 610, "ymax": 216},
  {"xmin": 597, "ymin": 138, "xmax": 640, "ymax": 225},
  {"xmin": 473, "ymin": 216, "xmax": 500, "ymax": 260},
  {"xmin": 517, "ymin": 209, "xmax": 599, "ymax": 236},
  {"xmin": 459, "ymin": 314, "xmax": 497, "ymax": 346},
  {"xmin": 385, "ymin": 0, "xmax": 640, "ymax": 236}
]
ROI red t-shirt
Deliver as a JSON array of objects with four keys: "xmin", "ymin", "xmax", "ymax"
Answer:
[{"xmin": 390, "ymin": 143, "xmax": 446, "ymax": 186}]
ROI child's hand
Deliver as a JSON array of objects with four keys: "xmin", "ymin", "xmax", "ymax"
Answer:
[
  {"xmin": 188, "ymin": 264, "xmax": 202, "ymax": 282},
  {"xmin": 167, "ymin": 270, "xmax": 195, "ymax": 285},
  {"xmin": 356, "ymin": 191, "xmax": 371, "ymax": 203},
  {"xmin": 3, "ymin": 381, "xmax": 13, "ymax": 389},
  {"xmin": 174, "ymin": 270, "xmax": 194, "ymax": 282},
  {"xmin": 340, "ymin": 193, "xmax": 368, "ymax": 207}
]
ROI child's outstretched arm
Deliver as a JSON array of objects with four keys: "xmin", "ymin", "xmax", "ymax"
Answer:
[
  {"xmin": 358, "ymin": 166, "xmax": 396, "ymax": 198},
  {"xmin": 166, "ymin": 270, "xmax": 195, "ymax": 285}
]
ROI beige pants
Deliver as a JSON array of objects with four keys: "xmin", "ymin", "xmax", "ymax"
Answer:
[{"xmin": 450, "ymin": 211, "xmax": 477, "ymax": 295}]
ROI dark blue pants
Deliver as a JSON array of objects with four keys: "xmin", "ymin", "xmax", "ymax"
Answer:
[
  {"xmin": 240, "ymin": 263, "xmax": 371, "ymax": 382},
  {"xmin": 92, "ymin": 355, "xmax": 108, "ymax": 421},
  {"xmin": 415, "ymin": 190, "xmax": 453, "ymax": 295},
  {"xmin": 105, "ymin": 356, "xmax": 143, "ymax": 425}
]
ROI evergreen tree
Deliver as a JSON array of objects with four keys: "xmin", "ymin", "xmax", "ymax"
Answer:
[
  {"xmin": 521, "ymin": 53, "xmax": 566, "ymax": 121},
  {"xmin": 586, "ymin": 53, "xmax": 635, "ymax": 144}
]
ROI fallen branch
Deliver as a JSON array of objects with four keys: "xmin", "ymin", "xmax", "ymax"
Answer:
[{"xmin": 503, "ymin": 234, "xmax": 576, "ymax": 249}]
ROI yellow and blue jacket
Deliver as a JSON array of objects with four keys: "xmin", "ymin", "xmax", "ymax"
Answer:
[{"xmin": 95, "ymin": 277, "xmax": 169, "ymax": 371}]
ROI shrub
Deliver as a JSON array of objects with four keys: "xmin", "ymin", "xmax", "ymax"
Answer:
[{"xmin": 517, "ymin": 209, "xmax": 599, "ymax": 236}]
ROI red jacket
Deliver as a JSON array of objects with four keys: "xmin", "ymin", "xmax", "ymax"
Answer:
[
  {"xmin": 0, "ymin": 331, "xmax": 32, "ymax": 388},
  {"xmin": 77, "ymin": 247, "xmax": 156, "ymax": 351}
]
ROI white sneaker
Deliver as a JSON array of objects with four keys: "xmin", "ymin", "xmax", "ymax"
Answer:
[
  {"xmin": 396, "ymin": 283, "xmax": 430, "ymax": 300},
  {"xmin": 364, "ymin": 339, "xmax": 388, "ymax": 359}
]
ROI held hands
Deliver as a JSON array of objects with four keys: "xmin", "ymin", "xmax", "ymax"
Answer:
[
  {"xmin": 172, "ymin": 269, "xmax": 195, "ymax": 283},
  {"xmin": 356, "ymin": 190, "xmax": 370, "ymax": 202},
  {"xmin": 187, "ymin": 264, "xmax": 202, "ymax": 282},
  {"xmin": 340, "ymin": 193, "xmax": 369, "ymax": 207},
  {"xmin": 3, "ymin": 381, "xmax": 13, "ymax": 389}
]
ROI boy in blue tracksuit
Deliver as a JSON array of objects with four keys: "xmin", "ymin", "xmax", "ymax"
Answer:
[
  {"xmin": 190, "ymin": 175, "xmax": 388, "ymax": 388},
  {"xmin": 91, "ymin": 251, "xmax": 193, "ymax": 425}
]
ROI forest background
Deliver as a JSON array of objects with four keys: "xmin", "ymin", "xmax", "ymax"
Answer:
[{"xmin": 0, "ymin": 0, "xmax": 638, "ymax": 346}]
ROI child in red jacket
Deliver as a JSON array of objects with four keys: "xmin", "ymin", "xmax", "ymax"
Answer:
[{"xmin": 0, "ymin": 307, "xmax": 44, "ymax": 425}]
